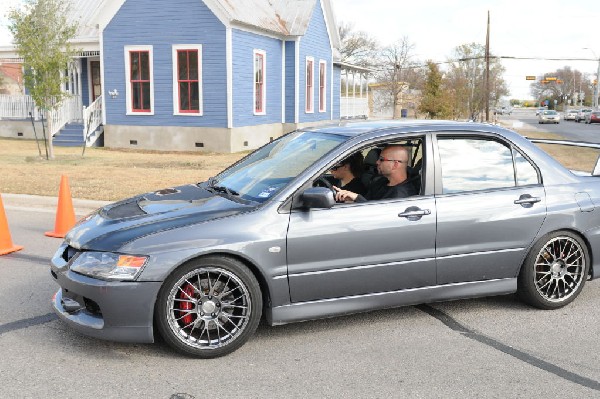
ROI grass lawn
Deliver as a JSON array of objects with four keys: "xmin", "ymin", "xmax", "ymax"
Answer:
[{"xmin": 0, "ymin": 127, "xmax": 596, "ymax": 201}]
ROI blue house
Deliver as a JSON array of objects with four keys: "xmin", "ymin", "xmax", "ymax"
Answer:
[
  {"xmin": 99, "ymin": 0, "xmax": 342, "ymax": 152},
  {"xmin": 0, "ymin": 0, "xmax": 348, "ymax": 153}
]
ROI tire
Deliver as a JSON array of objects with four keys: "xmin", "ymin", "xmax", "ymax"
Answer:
[
  {"xmin": 155, "ymin": 256, "xmax": 262, "ymax": 358},
  {"xmin": 517, "ymin": 231, "xmax": 589, "ymax": 309}
]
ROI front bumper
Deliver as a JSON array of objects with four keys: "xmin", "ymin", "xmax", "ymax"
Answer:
[{"xmin": 51, "ymin": 246, "xmax": 162, "ymax": 343}]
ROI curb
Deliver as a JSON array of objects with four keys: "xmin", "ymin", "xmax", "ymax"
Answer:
[{"xmin": 2, "ymin": 193, "xmax": 111, "ymax": 216}]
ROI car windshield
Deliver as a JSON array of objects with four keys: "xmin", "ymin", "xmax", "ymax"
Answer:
[
  {"xmin": 544, "ymin": 110, "xmax": 557, "ymax": 115},
  {"xmin": 212, "ymin": 131, "xmax": 347, "ymax": 203}
]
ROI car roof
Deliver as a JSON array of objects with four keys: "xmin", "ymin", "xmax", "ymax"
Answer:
[{"xmin": 300, "ymin": 119, "xmax": 491, "ymax": 138}]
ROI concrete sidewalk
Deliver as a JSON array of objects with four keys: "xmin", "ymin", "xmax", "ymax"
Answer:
[{"xmin": 2, "ymin": 193, "xmax": 111, "ymax": 216}]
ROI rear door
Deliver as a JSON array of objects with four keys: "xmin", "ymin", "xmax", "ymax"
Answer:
[{"xmin": 433, "ymin": 134, "xmax": 547, "ymax": 284}]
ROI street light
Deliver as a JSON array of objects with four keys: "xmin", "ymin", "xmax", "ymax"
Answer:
[{"xmin": 583, "ymin": 48, "xmax": 600, "ymax": 109}]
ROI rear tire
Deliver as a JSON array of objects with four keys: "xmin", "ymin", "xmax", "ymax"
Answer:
[
  {"xmin": 517, "ymin": 231, "xmax": 589, "ymax": 309},
  {"xmin": 155, "ymin": 256, "xmax": 262, "ymax": 358}
]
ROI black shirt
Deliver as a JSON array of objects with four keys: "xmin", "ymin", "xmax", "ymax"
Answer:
[
  {"xmin": 355, "ymin": 177, "xmax": 417, "ymax": 202},
  {"xmin": 340, "ymin": 177, "xmax": 367, "ymax": 196}
]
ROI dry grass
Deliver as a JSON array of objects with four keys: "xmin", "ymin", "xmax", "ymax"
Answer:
[
  {"xmin": 0, "ymin": 138, "xmax": 246, "ymax": 201},
  {"xmin": 0, "ymin": 128, "xmax": 595, "ymax": 201}
]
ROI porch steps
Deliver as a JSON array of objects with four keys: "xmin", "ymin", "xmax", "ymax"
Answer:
[{"xmin": 53, "ymin": 123, "xmax": 104, "ymax": 147}]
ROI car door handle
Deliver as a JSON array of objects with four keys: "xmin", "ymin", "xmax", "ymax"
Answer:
[
  {"xmin": 398, "ymin": 207, "xmax": 431, "ymax": 220},
  {"xmin": 514, "ymin": 195, "xmax": 541, "ymax": 205}
]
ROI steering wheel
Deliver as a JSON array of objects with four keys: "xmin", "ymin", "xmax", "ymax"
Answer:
[{"xmin": 316, "ymin": 177, "xmax": 337, "ymax": 195}]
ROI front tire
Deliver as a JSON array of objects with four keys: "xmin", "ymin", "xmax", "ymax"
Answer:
[
  {"xmin": 155, "ymin": 256, "xmax": 262, "ymax": 358},
  {"xmin": 518, "ymin": 231, "xmax": 589, "ymax": 309}
]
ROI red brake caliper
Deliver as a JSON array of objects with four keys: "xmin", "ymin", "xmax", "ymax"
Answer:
[{"xmin": 179, "ymin": 283, "xmax": 196, "ymax": 325}]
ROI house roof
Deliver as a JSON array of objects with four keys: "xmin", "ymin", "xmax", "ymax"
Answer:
[{"xmin": 207, "ymin": 0, "xmax": 317, "ymax": 36}]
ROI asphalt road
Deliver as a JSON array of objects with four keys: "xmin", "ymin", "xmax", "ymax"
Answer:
[
  {"xmin": 1, "ymin": 202, "xmax": 600, "ymax": 398},
  {"xmin": 497, "ymin": 108, "xmax": 600, "ymax": 142}
]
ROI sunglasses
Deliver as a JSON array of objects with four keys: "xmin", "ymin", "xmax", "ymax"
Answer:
[
  {"xmin": 330, "ymin": 163, "xmax": 345, "ymax": 171},
  {"xmin": 377, "ymin": 156, "xmax": 405, "ymax": 163}
]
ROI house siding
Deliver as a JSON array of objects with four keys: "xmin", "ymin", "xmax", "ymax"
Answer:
[
  {"xmin": 102, "ymin": 0, "xmax": 227, "ymax": 128},
  {"xmin": 333, "ymin": 64, "xmax": 341, "ymax": 119},
  {"xmin": 284, "ymin": 40, "xmax": 296, "ymax": 124},
  {"xmin": 231, "ymin": 29, "xmax": 282, "ymax": 127},
  {"xmin": 298, "ymin": 0, "xmax": 332, "ymax": 123}
]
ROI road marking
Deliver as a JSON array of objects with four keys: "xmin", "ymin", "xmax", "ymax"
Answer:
[
  {"xmin": 416, "ymin": 304, "xmax": 600, "ymax": 392},
  {"xmin": 0, "ymin": 313, "xmax": 57, "ymax": 336}
]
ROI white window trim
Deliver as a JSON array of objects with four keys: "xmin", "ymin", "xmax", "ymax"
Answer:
[
  {"xmin": 172, "ymin": 44, "xmax": 203, "ymax": 116},
  {"xmin": 305, "ymin": 56, "xmax": 314, "ymax": 113},
  {"xmin": 318, "ymin": 59, "xmax": 327, "ymax": 113},
  {"xmin": 124, "ymin": 45, "xmax": 154, "ymax": 115},
  {"xmin": 253, "ymin": 49, "xmax": 267, "ymax": 116}
]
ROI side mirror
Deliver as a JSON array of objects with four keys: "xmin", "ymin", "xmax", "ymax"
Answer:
[{"xmin": 300, "ymin": 187, "xmax": 335, "ymax": 209}]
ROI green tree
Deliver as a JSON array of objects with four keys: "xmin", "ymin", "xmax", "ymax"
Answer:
[
  {"xmin": 419, "ymin": 61, "xmax": 450, "ymax": 119},
  {"xmin": 8, "ymin": 0, "xmax": 78, "ymax": 159}
]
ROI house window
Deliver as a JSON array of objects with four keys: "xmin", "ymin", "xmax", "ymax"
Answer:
[
  {"xmin": 172, "ymin": 45, "xmax": 202, "ymax": 115},
  {"xmin": 125, "ymin": 45, "xmax": 153, "ymax": 114},
  {"xmin": 319, "ymin": 60, "xmax": 326, "ymax": 112},
  {"xmin": 306, "ymin": 57, "xmax": 314, "ymax": 113},
  {"xmin": 254, "ymin": 50, "xmax": 266, "ymax": 115}
]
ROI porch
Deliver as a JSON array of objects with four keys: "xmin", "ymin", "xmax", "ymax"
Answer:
[{"xmin": 0, "ymin": 93, "xmax": 103, "ymax": 147}]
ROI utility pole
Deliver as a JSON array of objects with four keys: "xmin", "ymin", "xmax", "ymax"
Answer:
[{"xmin": 485, "ymin": 11, "xmax": 490, "ymax": 122}]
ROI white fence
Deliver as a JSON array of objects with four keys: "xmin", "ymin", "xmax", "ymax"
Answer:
[
  {"xmin": 0, "ymin": 94, "xmax": 43, "ymax": 119},
  {"xmin": 341, "ymin": 97, "xmax": 369, "ymax": 119}
]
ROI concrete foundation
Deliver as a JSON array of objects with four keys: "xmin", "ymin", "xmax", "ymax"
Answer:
[
  {"xmin": 0, "ymin": 119, "xmax": 47, "ymax": 140},
  {"xmin": 103, "ymin": 120, "xmax": 339, "ymax": 153}
]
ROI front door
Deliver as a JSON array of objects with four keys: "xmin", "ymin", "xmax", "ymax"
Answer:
[
  {"xmin": 287, "ymin": 196, "xmax": 437, "ymax": 303},
  {"xmin": 90, "ymin": 61, "xmax": 101, "ymax": 101}
]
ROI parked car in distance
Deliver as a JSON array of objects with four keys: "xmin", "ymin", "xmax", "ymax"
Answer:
[
  {"xmin": 564, "ymin": 109, "xmax": 579, "ymax": 121},
  {"xmin": 585, "ymin": 111, "xmax": 600, "ymax": 124},
  {"xmin": 494, "ymin": 106, "xmax": 513, "ymax": 115},
  {"xmin": 50, "ymin": 120, "xmax": 600, "ymax": 358},
  {"xmin": 539, "ymin": 109, "xmax": 560, "ymax": 124},
  {"xmin": 535, "ymin": 107, "xmax": 547, "ymax": 116},
  {"xmin": 576, "ymin": 108, "xmax": 593, "ymax": 123}
]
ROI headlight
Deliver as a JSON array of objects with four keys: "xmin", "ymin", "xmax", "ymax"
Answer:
[{"xmin": 70, "ymin": 252, "xmax": 148, "ymax": 281}]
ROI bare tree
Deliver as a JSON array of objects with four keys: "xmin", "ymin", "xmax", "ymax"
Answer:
[
  {"xmin": 375, "ymin": 37, "xmax": 421, "ymax": 119},
  {"xmin": 338, "ymin": 21, "xmax": 379, "ymax": 68},
  {"xmin": 445, "ymin": 43, "xmax": 508, "ymax": 121},
  {"xmin": 530, "ymin": 67, "xmax": 591, "ymax": 108}
]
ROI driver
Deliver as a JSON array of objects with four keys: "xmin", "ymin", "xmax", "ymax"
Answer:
[
  {"xmin": 333, "ymin": 145, "xmax": 417, "ymax": 203},
  {"xmin": 328, "ymin": 152, "xmax": 366, "ymax": 196}
]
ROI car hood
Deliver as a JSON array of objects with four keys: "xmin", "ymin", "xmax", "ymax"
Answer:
[{"xmin": 65, "ymin": 183, "xmax": 256, "ymax": 252}]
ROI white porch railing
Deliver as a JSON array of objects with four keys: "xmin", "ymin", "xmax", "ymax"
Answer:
[
  {"xmin": 48, "ymin": 95, "xmax": 83, "ymax": 137},
  {"xmin": 0, "ymin": 94, "xmax": 42, "ymax": 119},
  {"xmin": 341, "ymin": 96, "xmax": 369, "ymax": 119},
  {"xmin": 83, "ymin": 95, "xmax": 103, "ymax": 143}
]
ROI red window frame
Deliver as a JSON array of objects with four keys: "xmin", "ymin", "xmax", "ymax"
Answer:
[
  {"xmin": 177, "ymin": 49, "xmax": 200, "ymax": 113},
  {"xmin": 254, "ymin": 52, "xmax": 265, "ymax": 114},
  {"xmin": 129, "ymin": 50, "xmax": 151, "ymax": 112},
  {"xmin": 306, "ymin": 58, "xmax": 314, "ymax": 112},
  {"xmin": 319, "ymin": 61, "xmax": 326, "ymax": 112}
]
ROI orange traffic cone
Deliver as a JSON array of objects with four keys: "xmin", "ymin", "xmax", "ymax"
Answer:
[
  {"xmin": 45, "ymin": 175, "xmax": 76, "ymax": 238},
  {"xmin": 0, "ymin": 194, "xmax": 24, "ymax": 255}
]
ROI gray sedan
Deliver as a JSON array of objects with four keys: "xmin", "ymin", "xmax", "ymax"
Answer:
[{"xmin": 50, "ymin": 120, "xmax": 599, "ymax": 358}]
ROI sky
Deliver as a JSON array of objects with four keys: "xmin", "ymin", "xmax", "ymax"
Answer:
[
  {"xmin": 1, "ymin": 0, "xmax": 599, "ymax": 100},
  {"xmin": 333, "ymin": 0, "xmax": 600, "ymax": 100}
]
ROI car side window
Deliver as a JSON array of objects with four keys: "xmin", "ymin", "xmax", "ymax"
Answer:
[
  {"xmin": 438, "ymin": 138, "xmax": 515, "ymax": 194},
  {"xmin": 514, "ymin": 150, "xmax": 539, "ymax": 186}
]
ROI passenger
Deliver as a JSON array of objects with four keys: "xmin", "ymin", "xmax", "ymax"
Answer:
[
  {"xmin": 334, "ymin": 145, "xmax": 417, "ymax": 203},
  {"xmin": 329, "ymin": 152, "xmax": 367, "ymax": 196}
]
